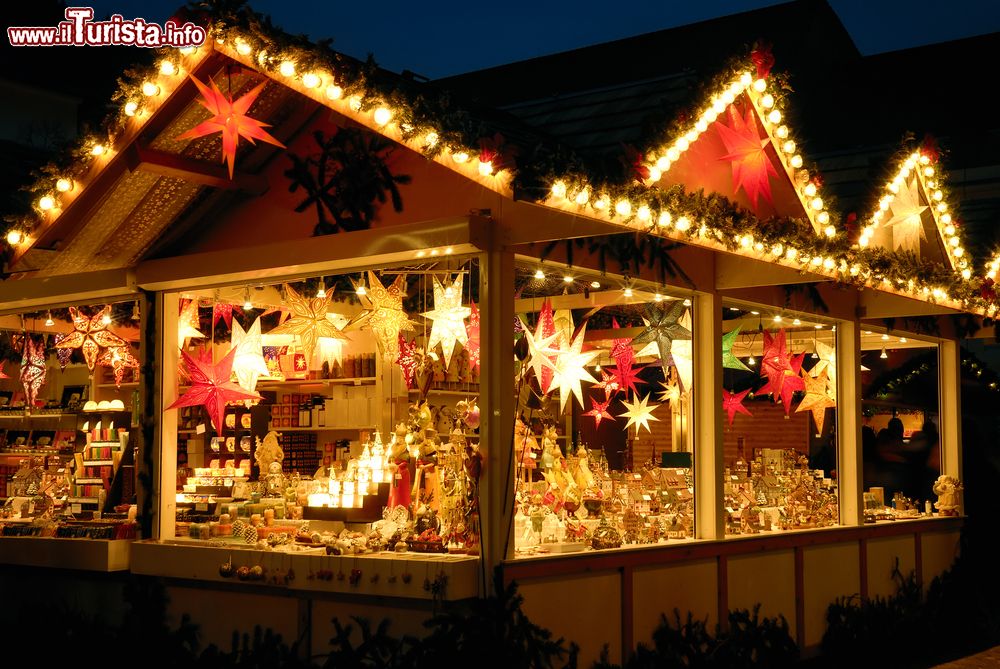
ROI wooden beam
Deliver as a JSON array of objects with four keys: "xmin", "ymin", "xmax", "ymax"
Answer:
[
  {"xmin": 715, "ymin": 253, "xmax": 825, "ymax": 289},
  {"xmin": 125, "ymin": 146, "xmax": 268, "ymax": 195},
  {"xmin": 0, "ymin": 267, "xmax": 136, "ymax": 314},
  {"xmin": 857, "ymin": 289, "xmax": 960, "ymax": 319},
  {"xmin": 513, "ymin": 288, "xmax": 664, "ymax": 312}
]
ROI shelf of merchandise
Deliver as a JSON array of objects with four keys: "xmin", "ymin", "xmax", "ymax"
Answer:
[
  {"xmin": 257, "ymin": 377, "xmax": 376, "ymax": 387},
  {"xmin": 0, "ymin": 449, "xmax": 70, "ymax": 457},
  {"xmin": 409, "ymin": 389, "xmax": 479, "ymax": 397},
  {"xmin": 0, "ymin": 413, "xmax": 78, "ymax": 420},
  {"xmin": 96, "ymin": 382, "xmax": 139, "ymax": 389},
  {"xmin": 265, "ymin": 426, "xmax": 366, "ymax": 432}
]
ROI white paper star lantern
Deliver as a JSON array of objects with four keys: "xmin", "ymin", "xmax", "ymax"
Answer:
[
  {"xmin": 422, "ymin": 274, "xmax": 471, "ymax": 368},
  {"xmin": 231, "ymin": 317, "xmax": 269, "ymax": 393},
  {"xmin": 619, "ymin": 393, "xmax": 661, "ymax": 434}
]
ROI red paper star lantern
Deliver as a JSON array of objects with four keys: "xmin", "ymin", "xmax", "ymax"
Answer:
[
  {"xmin": 758, "ymin": 329, "xmax": 805, "ymax": 415},
  {"xmin": 609, "ymin": 318, "xmax": 645, "ymax": 397},
  {"xmin": 167, "ymin": 347, "xmax": 262, "ymax": 432},
  {"xmin": 53, "ymin": 333, "xmax": 73, "ymax": 370},
  {"xmin": 20, "ymin": 336, "xmax": 47, "ymax": 409},
  {"xmin": 715, "ymin": 105, "xmax": 777, "ymax": 210},
  {"xmin": 213, "ymin": 302, "xmax": 234, "ymax": 329},
  {"xmin": 396, "ymin": 335, "xmax": 419, "ymax": 389},
  {"xmin": 583, "ymin": 397, "xmax": 616, "ymax": 428},
  {"xmin": 55, "ymin": 305, "xmax": 127, "ymax": 371},
  {"xmin": 593, "ymin": 369, "xmax": 622, "ymax": 399},
  {"xmin": 98, "ymin": 345, "xmax": 139, "ymax": 388},
  {"xmin": 176, "ymin": 75, "xmax": 285, "ymax": 178},
  {"xmin": 466, "ymin": 301, "xmax": 481, "ymax": 373},
  {"xmin": 536, "ymin": 299, "xmax": 558, "ymax": 393},
  {"xmin": 722, "ymin": 388, "xmax": 753, "ymax": 426}
]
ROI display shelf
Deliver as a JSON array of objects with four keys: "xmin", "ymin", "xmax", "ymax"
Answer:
[
  {"xmin": 96, "ymin": 382, "xmax": 139, "ymax": 389},
  {"xmin": 408, "ymin": 389, "xmax": 479, "ymax": 397},
  {"xmin": 0, "ymin": 536, "xmax": 132, "ymax": 571},
  {"xmin": 257, "ymin": 377, "xmax": 376, "ymax": 387},
  {"xmin": 82, "ymin": 459, "xmax": 114, "ymax": 466},
  {"xmin": 0, "ymin": 449, "xmax": 70, "ymax": 457},
  {"xmin": 74, "ymin": 477, "xmax": 105, "ymax": 484},
  {"xmin": 265, "ymin": 425, "xmax": 364, "ymax": 432},
  {"xmin": 0, "ymin": 413, "xmax": 78, "ymax": 420},
  {"xmin": 67, "ymin": 496, "xmax": 100, "ymax": 503}
]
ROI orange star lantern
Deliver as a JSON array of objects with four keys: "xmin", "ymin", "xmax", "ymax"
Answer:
[
  {"xmin": 167, "ymin": 347, "xmax": 262, "ymax": 432},
  {"xmin": 176, "ymin": 75, "xmax": 285, "ymax": 178},
  {"xmin": 98, "ymin": 345, "xmax": 140, "ymax": 388},
  {"xmin": 715, "ymin": 105, "xmax": 777, "ymax": 210},
  {"xmin": 55, "ymin": 305, "xmax": 127, "ymax": 371}
]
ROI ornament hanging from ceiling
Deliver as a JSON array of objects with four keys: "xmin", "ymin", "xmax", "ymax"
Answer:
[
  {"xmin": 657, "ymin": 374, "xmax": 682, "ymax": 404},
  {"xmin": 796, "ymin": 368, "xmax": 836, "ymax": 434},
  {"xmin": 670, "ymin": 311, "xmax": 694, "ymax": 392},
  {"xmin": 167, "ymin": 347, "xmax": 262, "ymax": 432},
  {"xmin": 213, "ymin": 302, "xmax": 234, "ymax": 329},
  {"xmin": 55, "ymin": 305, "xmax": 127, "ymax": 371},
  {"xmin": 230, "ymin": 317, "xmax": 269, "ymax": 394},
  {"xmin": 758, "ymin": 329, "xmax": 805, "ymax": 415},
  {"xmin": 534, "ymin": 300, "xmax": 559, "ymax": 393},
  {"xmin": 632, "ymin": 301, "xmax": 691, "ymax": 368},
  {"xmin": 518, "ymin": 316, "xmax": 560, "ymax": 390},
  {"xmin": 98, "ymin": 345, "xmax": 139, "ymax": 388},
  {"xmin": 178, "ymin": 299, "xmax": 206, "ymax": 344},
  {"xmin": 583, "ymin": 396, "xmax": 615, "ymax": 428},
  {"xmin": 269, "ymin": 283, "xmax": 348, "ymax": 361},
  {"xmin": 881, "ymin": 176, "xmax": 928, "ymax": 254},
  {"xmin": 422, "ymin": 274, "xmax": 471, "ymax": 369},
  {"xmin": 348, "ymin": 272, "xmax": 415, "ymax": 362},
  {"xmin": 722, "ymin": 327, "xmax": 752, "ymax": 372},
  {"xmin": 722, "ymin": 388, "xmax": 753, "ymax": 426},
  {"xmin": 810, "ymin": 340, "xmax": 840, "ymax": 400},
  {"xmin": 396, "ymin": 335, "xmax": 420, "ymax": 389},
  {"xmin": 466, "ymin": 301, "xmax": 481, "ymax": 373},
  {"xmin": 610, "ymin": 318, "xmax": 644, "ymax": 397},
  {"xmin": 176, "ymin": 74, "xmax": 285, "ymax": 178},
  {"xmin": 53, "ymin": 334, "xmax": 73, "ymax": 370},
  {"xmin": 593, "ymin": 369, "xmax": 622, "ymax": 400},
  {"xmin": 20, "ymin": 336, "xmax": 46, "ymax": 409},
  {"xmin": 618, "ymin": 393, "xmax": 661, "ymax": 434},
  {"xmin": 715, "ymin": 104, "xmax": 777, "ymax": 210},
  {"xmin": 546, "ymin": 325, "xmax": 598, "ymax": 413}
]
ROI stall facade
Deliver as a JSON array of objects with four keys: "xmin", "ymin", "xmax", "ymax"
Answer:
[{"xmin": 0, "ymin": 6, "xmax": 981, "ymax": 662}]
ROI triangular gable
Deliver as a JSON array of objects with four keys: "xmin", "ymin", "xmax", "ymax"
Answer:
[
  {"xmin": 639, "ymin": 60, "xmax": 836, "ymax": 238},
  {"xmin": 858, "ymin": 146, "xmax": 969, "ymax": 278}
]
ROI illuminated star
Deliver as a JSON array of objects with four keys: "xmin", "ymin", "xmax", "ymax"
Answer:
[
  {"xmin": 178, "ymin": 299, "xmax": 206, "ymax": 344},
  {"xmin": 176, "ymin": 74, "xmax": 285, "ymax": 178},
  {"xmin": 534, "ymin": 300, "xmax": 559, "ymax": 392},
  {"xmin": 657, "ymin": 376, "xmax": 682, "ymax": 404},
  {"xmin": 882, "ymin": 176, "xmax": 928, "ymax": 254},
  {"xmin": 519, "ymin": 317, "xmax": 561, "ymax": 390},
  {"xmin": 347, "ymin": 272, "xmax": 415, "ymax": 362},
  {"xmin": 609, "ymin": 318, "xmax": 644, "ymax": 396},
  {"xmin": 98, "ymin": 345, "xmax": 140, "ymax": 388},
  {"xmin": 20, "ymin": 336, "xmax": 47, "ymax": 409},
  {"xmin": 583, "ymin": 397, "xmax": 616, "ymax": 428},
  {"xmin": 213, "ymin": 303, "xmax": 234, "ymax": 329},
  {"xmin": 618, "ymin": 393, "xmax": 661, "ymax": 434},
  {"xmin": 55, "ymin": 305, "xmax": 127, "ymax": 371},
  {"xmin": 714, "ymin": 104, "xmax": 777, "ymax": 209},
  {"xmin": 466, "ymin": 301, "xmax": 481, "ymax": 373},
  {"xmin": 811, "ymin": 340, "xmax": 838, "ymax": 401},
  {"xmin": 269, "ymin": 283, "xmax": 348, "ymax": 360},
  {"xmin": 546, "ymin": 325, "xmax": 598, "ymax": 413},
  {"xmin": 230, "ymin": 317, "xmax": 269, "ymax": 394},
  {"xmin": 632, "ymin": 300, "xmax": 691, "ymax": 368},
  {"xmin": 670, "ymin": 311, "xmax": 694, "ymax": 392},
  {"xmin": 757, "ymin": 329, "xmax": 805, "ymax": 415},
  {"xmin": 422, "ymin": 274, "xmax": 472, "ymax": 368},
  {"xmin": 796, "ymin": 368, "xmax": 836, "ymax": 434},
  {"xmin": 723, "ymin": 327, "xmax": 751, "ymax": 372},
  {"xmin": 167, "ymin": 347, "xmax": 262, "ymax": 432},
  {"xmin": 722, "ymin": 388, "xmax": 753, "ymax": 426},
  {"xmin": 593, "ymin": 369, "xmax": 622, "ymax": 399}
]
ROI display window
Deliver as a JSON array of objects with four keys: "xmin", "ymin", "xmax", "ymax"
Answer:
[
  {"xmin": 512, "ymin": 261, "xmax": 696, "ymax": 556},
  {"xmin": 720, "ymin": 301, "xmax": 839, "ymax": 535},
  {"xmin": 159, "ymin": 257, "xmax": 482, "ymax": 559},
  {"xmin": 861, "ymin": 332, "xmax": 942, "ymax": 520},
  {"xmin": 0, "ymin": 300, "xmax": 140, "ymax": 541}
]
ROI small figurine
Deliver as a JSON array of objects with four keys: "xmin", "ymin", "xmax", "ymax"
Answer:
[
  {"xmin": 255, "ymin": 431, "xmax": 284, "ymax": 478},
  {"xmin": 933, "ymin": 475, "xmax": 963, "ymax": 516}
]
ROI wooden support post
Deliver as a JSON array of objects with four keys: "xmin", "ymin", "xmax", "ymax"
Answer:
[
  {"xmin": 939, "ymin": 339, "xmax": 963, "ymax": 482},
  {"xmin": 837, "ymin": 319, "xmax": 863, "ymax": 526},
  {"xmin": 479, "ymin": 245, "xmax": 516, "ymax": 593},
  {"xmin": 153, "ymin": 291, "xmax": 179, "ymax": 540},
  {"xmin": 137, "ymin": 290, "xmax": 156, "ymax": 539},
  {"xmin": 693, "ymin": 289, "xmax": 724, "ymax": 540}
]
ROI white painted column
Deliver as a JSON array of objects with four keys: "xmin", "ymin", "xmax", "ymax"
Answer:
[
  {"xmin": 154, "ymin": 291, "xmax": 179, "ymax": 540},
  {"xmin": 939, "ymin": 339, "xmax": 962, "ymax": 482},
  {"xmin": 693, "ymin": 290, "xmax": 724, "ymax": 540},
  {"xmin": 836, "ymin": 319, "xmax": 863, "ymax": 526}
]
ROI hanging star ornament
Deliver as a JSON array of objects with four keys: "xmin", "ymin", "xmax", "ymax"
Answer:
[
  {"xmin": 632, "ymin": 300, "xmax": 691, "ymax": 368},
  {"xmin": 422, "ymin": 274, "xmax": 471, "ymax": 368},
  {"xmin": 176, "ymin": 74, "xmax": 285, "ymax": 178},
  {"xmin": 53, "ymin": 334, "xmax": 72, "ymax": 370},
  {"xmin": 466, "ymin": 301, "xmax": 481, "ymax": 373},
  {"xmin": 518, "ymin": 316, "xmax": 560, "ymax": 390},
  {"xmin": 98, "ymin": 345, "xmax": 139, "ymax": 388},
  {"xmin": 670, "ymin": 311, "xmax": 694, "ymax": 392},
  {"xmin": 619, "ymin": 393, "xmax": 661, "ymax": 434},
  {"xmin": 657, "ymin": 375, "xmax": 682, "ymax": 404},
  {"xmin": 178, "ymin": 299, "xmax": 206, "ymax": 344},
  {"xmin": 757, "ymin": 329, "xmax": 805, "ymax": 415},
  {"xmin": 546, "ymin": 325, "xmax": 598, "ymax": 413},
  {"xmin": 811, "ymin": 340, "xmax": 838, "ymax": 401},
  {"xmin": 882, "ymin": 176, "xmax": 929, "ymax": 254},
  {"xmin": 396, "ymin": 335, "xmax": 419, "ymax": 389},
  {"xmin": 167, "ymin": 347, "xmax": 262, "ymax": 432},
  {"xmin": 722, "ymin": 327, "xmax": 752, "ymax": 372},
  {"xmin": 348, "ymin": 272, "xmax": 415, "ymax": 362},
  {"xmin": 609, "ymin": 318, "xmax": 645, "ymax": 396},
  {"xmin": 796, "ymin": 368, "xmax": 836, "ymax": 434},
  {"xmin": 269, "ymin": 283, "xmax": 348, "ymax": 360},
  {"xmin": 213, "ymin": 302, "xmax": 234, "ymax": 329},
  {"xmin": 583, "ymin": 397, "xmax": 616, "ymax": 428},
  {"xmin": 55, "ymin": 305, "xmax": 127, "ymax": 371},
  {"xmin": 20, "ymin": 336, "xmax": 47, "ymax": 409},
  {"xmin": 722, "ymin": 388, "xmax": 753, "ymax": 426},
  {"xmin": 593, "ymin": 369, "xmax": 622, "ymax": 399},
  {"xmin": 230, "ymin": 317, "xmax": 269, "ymax": 394},
  {"xmin": 714, "ymin": 104, "xmax": 778, "ymax": 209}
]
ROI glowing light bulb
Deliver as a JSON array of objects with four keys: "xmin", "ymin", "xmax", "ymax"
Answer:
[
  {"xmin": 790, "ymin": 155, "xmax": 803, "ymax": 168},
  {"xmin": 792, "ymin": 318, "xmax": 801, "ymax": 326},
  {"xmin": 316, "ymin": 286, "xmax": 326, "ymax": 299},
  {"xmin": 325, "ymin": 84, "xmax": 343, "ymax": 100},
  {"xmin": 824, "ymin": 224, "xmax": 835, "ymax": 238},
  {"xmin": 656, "ymin": 156, "xmax": 671, "ymax": 171},
  {"xmin": 478, "ymin": 160, "xmax": 493, "ymax": 176},
  {"xmin": 38, "ymin": 195, "xmax": 55, "ymax": 211},
  {"xmin": 962, "ymin": 268, "xmax": 972, "ymax": 280},
  {"xmin": 623, "ymin": 286, "xmax": 633, "ymax": 298},
  {"xmin": 534, "ymin": 269, "xmax": 545, "ymax": 280},
  {"xmin": 124, "ymin": 101, "xmax": 139, "ymax": 116},
  {"xmin": 159, "ymin": 60, "xmax": 177, "ymax": 76},
  {"xmin": 101, "ymin": 312, "xmax": 112, "ymax": 325},
  {"xmin": 91, "ymin": 144, "xmax": 106, "ymax": 156},
  {"xmin": 658, "ymin": 211, "xmax": 672, "ymax": 228},
  {"xmin": 551, "ymin": 181, "xmax": 567, "ymax": 199},
  {"xmin": 302, "ymin": 72, "xmax": 321, "ymax": 88},
  {"xmin": 451, "ymin": 151, "xmax": 469, "ymax": 163},
  {"xmin": 761, "ymin": 93, "xmax": 775, "ymax": 108},
  {"xmin": 636, "ymin": 205, "xmax": 651, "ymax": 222},
  {"xmin": 775, "ymin": 125, "xmax": 789, "ymax": 139},
  {"xmin": 880, "ymin": 347, "xmax": 888, "ymax": 359},
  {"xmin": 773, "ymin": 315, "xmax": 782, "ymax": 323},
  {"xmin": 45, "ymin": 311, "xmax": 54, "ymax": 327},
  {"xmin": 356, "ymin": 283, "xmax": 367, "ymax": 296},
  {"xmin": 811, "ymin": 197, "xmax": 823, "ymax": 211},
  {"xmin": 933, "ymin": 190, "xmax": 943, "ymax": 201},
  {"xmin": 767, "ymin": 110, "xmax": 781, "ymax": 124},
  {"xmin": 141, "ymin": 81, "xmax": 159, "ymax": 97},
  {"xmin": 804, "ymin": 183, "xmax": 817, "ymax": 197},
  {"xmin": 945, "ymin": 224, "xmax": 956, "ymax": 236},
  {"xmin": 674, "ymin": 216, "xmax": 691, "ymax": 232},
  {"xmin": 279, "ymin": 61, "xmax": 296, "ymax": 77},
  {"xmin": 753, "ymin": 79, "xmax": 767, "ymax": 92},
  {"xmin": 424, "ymin": 131, "xmax": 439, "ymax": 147},
  {"xmin": 615, "ymin": 199, "xmax": 632, "ymax": 217},
  {"xmin": 748, "ymin": 355, "xmax": 756, "ymax": 366},
  {"xmin": 349, "ymin": 96, "xmax": 362, "ymax": 111},
  {"xmin": 373, "ymin": 107, "xmax": 392, "ymax": 125},
  {"xmin": 563, "ymin": 275, "xmax": 573, "ymax": 284},
  {"xmin": 574, "ymin": 188, "xmax": 590, "ymax": 205},
  {"xmin": 236, "ymin": 40, "xmax": 252, "ymax": 55},
  {"xmin": 6, "ymin": 229, "xmax": 24, "ymax": 245}
]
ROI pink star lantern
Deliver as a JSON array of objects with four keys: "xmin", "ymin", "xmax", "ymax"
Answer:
[
  {"xmin": 758, "ymin": 329, "xmax": 805, "ymax": 415},
  {"xmin": 722, "ymin": 388, "xmax": 753, "ymax": 426},
  {"xmin": 466, "ymin": 301, "xmax": 481, "ymax": 373},
  {"xmin": 213, "ymin": 302, "xmax": 234, "ymax": 329},
  {"xmin": 593, "ymin": 369, "xmax": 622, "ymax": 399},
  {"xmin": 98, "ymin": 345, "xmax": 140, "ymax": 388},
  {"xmin": 796, "ymin": 368, "xmax": 836, "ymax": 434},
  {"xmin": 714, "ymin": 104, "xmax": 777, "ymax": 210},
  {"xmin": 20, "ymin": 336, "xmax": 47, "ymax": 409},
  {"xmin": 176, "ymin": 75, "xmax": 285, "ymax": 178},
  {"xmin": 167, "ymin": 347, "xmax": 262, "ymax": 432},
  {"xmin": 610, "ymin": 318, "xmax": 644, "ymax": 396},
  {"xmin": 55, "ymin": 305, "xmax": 127, "ymax": 370},
  {"xmin": 583, "ymin": 396, "xmax": 616, "ymax": 428},
  {"xmin": 396, "ymin": 335, "xmax": 419, "ymax": 389}
]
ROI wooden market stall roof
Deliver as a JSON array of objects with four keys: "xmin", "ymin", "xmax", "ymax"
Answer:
[{"xmin": 0, "ymin": 1, "xmax": 994, "ymax": 321}]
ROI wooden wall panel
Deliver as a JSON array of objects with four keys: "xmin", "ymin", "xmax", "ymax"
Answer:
[
  {"xmin": 727, "ymin": 550, "xmax": 797, "ymax": 637},
  {"xmin": 632, "ymin": 559, "xmax": 717, "ymax": 648},
  {"xmin": 866, "ymin": 535, "xmax": 916, "ymax": 599},
  {"xmin": 802, "ymin": 543, "xmax": 860, "ymax": 649},
  {"xmin": 921, "ymin": 529, "xmax": 961, "ymax": 587}
]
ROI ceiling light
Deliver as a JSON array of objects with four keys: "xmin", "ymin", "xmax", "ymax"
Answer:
[
  {"xmin": 880, "ymin": 346, "xmax": 888, "ymax": 359},
  {"xmin": 563, "ymin": 275, "xmax": 573, "ymax": 284},
  {"xmin": 45, "ymin": 311, "xmax": 54, "ymax": 327},
  {"xmin": 590, "ymin": 281, "xmax": 601, "ymax": 289},
  {"xmin": 534, "ymin": 269, "xmax": 545, "ymax": 280}
]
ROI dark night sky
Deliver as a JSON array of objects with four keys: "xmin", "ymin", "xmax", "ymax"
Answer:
[{"xmin": 78, "ymin": 0, "xmax": 1000, "ymax": 78}]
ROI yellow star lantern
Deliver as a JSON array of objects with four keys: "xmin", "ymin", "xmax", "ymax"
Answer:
[
  {"xmin": 796, "ymin": 368, "xmax": 837, "ymax": 434},
  {"xmin": 619, "ymin": 393, "xmax": 661, "ymax": 434},
  {"xmin": 98, "ymin": 345, "xmax": 140, "ymax": 388},
  {"xmin": 348, "ymin": 272, "xmax": 415, "ymax": 362},
  {"xmin": 178, "ymin": 299, "xmax": 206, "ymax": 344},
  {"xmin": 56, "ymin": 305, "xmax": 127, "ymax": 370},
  {"xmin": 231, "ymin": 317, "xmax": 269, "ymax": 394},
  {"xmin": 880, "ymin": 176, "xmax": 928, "ymax": 254},
  {"xmin": 545, "ymin": 325, "xmax": 598, "ymax": 413},
  {"xmin": 269, "ymin": 284, "xmax": 348, "ymax": 360},
  {"xmin": 422, "ymin": 274, "xmax": 471, "ymax": 369}
]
